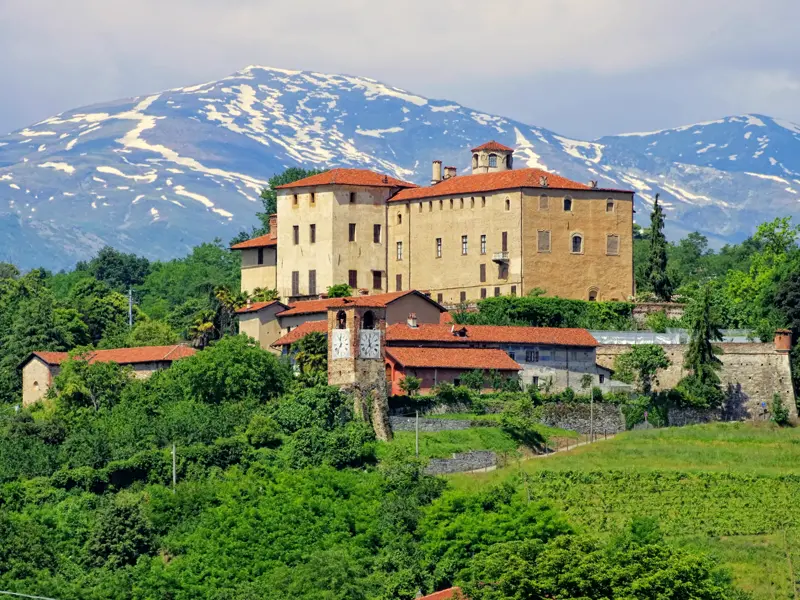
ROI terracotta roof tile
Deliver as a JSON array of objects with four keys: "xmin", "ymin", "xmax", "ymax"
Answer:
[
  {"xmin": 386, "ymin": 347, "xmax": 520, "ymax": 371},
  {"xmin": 235, "ymin": 300, "xmax": 288, "ymax": 315},
  {"xmin": 419, "ymin": 588, "xmax": 465, "ymax": 600},
  {"xmin": 277, "ymin": 290, "xmax": 445, "ymax": 318},
  {"xmin": 386, "ymin": 323, "xmax": 598, "ymax": 347},
  {"xmin": 389, "ymin": 168, "xmax": 631, "ymax": 202},
  {"xmin": 29, "ymin": 345, "xmax": 196, "ymax": 367},
  {"xmin": 230, "ymin": 231, "xmax": 277, "ymax": 250},
  {"xmin": 471, "ymin": 140, "xmax": 515, "ymax": 152},
  {"xmin": 275, "ymin": 168, "xmax": 417, "ymax": 190},
  {"xmin": 272, "ymin": 320, "xmax": 328, "ymax": 347}
]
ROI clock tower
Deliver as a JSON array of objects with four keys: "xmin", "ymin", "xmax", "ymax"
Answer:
[{"xmin": 327, "ymin": 302, "xmax": 392, "ymax": 441}]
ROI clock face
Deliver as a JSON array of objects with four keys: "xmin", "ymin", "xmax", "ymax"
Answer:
[
  {"xmin": 332, "ymin": 329, "xmax": 351, "ymax": 360},
  {"xmin": 359, "ymin": 330, "xmax": 381, "ymax": 359}
]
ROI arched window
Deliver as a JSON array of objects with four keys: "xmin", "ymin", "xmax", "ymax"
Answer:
[
  {"xmin": 539, "ymin": 195, "xmax": 549, "ymax": 210},
  {"xmin": 564, "ymin": 197, "xmax": 573, "ymax": 212},
  {"xmin": 506, "ymin": 154, "xmax": 513, "ymax": 168},
  {"xmin": 362, "ymin": 310, "xmax": 375, "ymax": 330},
  {"xmin": 33, "ymin": 381, "xmax": 39, "ymax": 391},
  {"xmin": 336, "ymin": 310, "xmax": 347, "ymax": 329},
  {"xmin": 488, "ymin": 154, "xmax": 498, "ymax": 168},
  {"xmin": 606, "ymin": 199, "xmax": 614, "ymax": 213},
  {"xmin": 571, "ymin": 234, "xmax": 583, "ymax": 254},
  {"xmin": 505, "ymin": 197, "xmax": 510, "ymax": 211},
  {"xmin": 588, "ymin": 288, "xmax": 598, "ymax": 302},
  {"xmin": 472, "ymin": 154, "xmax": 479, "ymax": 168},
  {"xmin": 397, "ymin": 213, "xmax": 402, "ymax": 225}
]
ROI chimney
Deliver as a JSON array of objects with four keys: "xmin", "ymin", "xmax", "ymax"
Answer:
[
  {"xmin": 431, "ymin": 160, "xmax": 443, "ymax": 184},
  {"xmin": 268, "ymin": 213, "xmax": 277, "ymax": 237},
  {"xmin": 775, "ymin": 329, "xmax": 792, "ymax": 353},
  {"xmin": 444, "ymin": 166, "xmax": 457, "ymax": 179},
  {"xmin": 407, "ymin": 313, "xmax": 418, "ymax": 328}
]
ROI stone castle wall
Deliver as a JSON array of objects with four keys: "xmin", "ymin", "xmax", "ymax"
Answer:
[{"xmin": 596, "ymin": 343, "xmax": 796, "ymax": 419}]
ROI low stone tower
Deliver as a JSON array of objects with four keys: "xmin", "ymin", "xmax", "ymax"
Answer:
[
  {"xmin": 327, "ymin": 302, "xmax": 392, "ymax": 441},
  {"xmin": 471, "ymin": 140, "xmax": 515, "ymax": 174}
]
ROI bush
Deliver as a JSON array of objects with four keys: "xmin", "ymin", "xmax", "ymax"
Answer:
[
  {"xmin": 675, "ymin": 374, "xmax": 725, "ymax": 409},
  {"xmin": 246, "ymin": 413, "xmax": 282, "ymax": 448},
  {"xmin": 771, "ymin": 393, "xmax": 790, "ymax": 426}
]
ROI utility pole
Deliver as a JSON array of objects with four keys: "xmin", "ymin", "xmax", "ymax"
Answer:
[
  {"xmin": 415, "ymin": 410, "xmax": 419, "ymax": 458},
  {"xmin": 128, "ymin": 288, "xmax": 133, "ymax": 329},
  {"xmin": 172, "ymin": 443, "xmax": 177, "ymax": 493}
]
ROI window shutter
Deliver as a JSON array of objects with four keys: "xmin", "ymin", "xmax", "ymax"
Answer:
[
  {"xmin": 291, "ymin": 271, "xmax": 299, "ymax": 296},
  {"xmin": 396, "ymin": 274, "xmax": 402, "ymax": 291},
  {"xmin": 607, "ymin": 234, "xmax": 619, "ymax": 255},
  {"xmin": 537, "ymin": 230, "xmax": 551, "ymax": 253},
  {"xmin": 308, "ymin": 270, "xmax": 317, "ymax": 296},
  {"xmin": 480, "ymin": 264, "xmax": 486, "ymax": 283},
  {"xmin": 539, "ymin": 195, "xmax": 549, "ymax": 210},
  {"xmin": 348, "ymin": 270, "xmax": 358, "ymax": 288}
]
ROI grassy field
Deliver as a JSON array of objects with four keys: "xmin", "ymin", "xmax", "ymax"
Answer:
[{"xmin": 447, "ymin": 422, "xmax": 800, "ymax": 599}]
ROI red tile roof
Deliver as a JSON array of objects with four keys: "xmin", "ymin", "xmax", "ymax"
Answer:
[
  {"xmin": 272, "ymin": 320, "xmax": 328, "ymax": 347},
  {"xmin": 28, "ymin": 345, "xmax": 196, "ymax": 367},
  {"xmin": 277, "ymin": 290, "xmax": 445, "ymax": 318},
  {"xmin": 386, "ymin": 347, "xmax": 520, "ymax": 371},
  {"xmin": 419, "ymin": 588, "xmax": 465, "ymax": 600},
  {"xmin": 471, "ymin": 140, "xmax": 514, "ymax": 152},
  {"xmin": 235, "ymin": 300, "xmax": 288, "ymax": 315},
  {"xmin": 386, "ymin": 323, "xmax": 598, "ymax": 347},
  {"xmin": 230, "ymin": 231, "xmax": 277, "ymax": 250},
  {"xmin": 389, "ymin": 168, "xmax": 631, "ymax": 202},
  {"xmin": 274, "ymin": 168, "xmax": 417, "ymax": 190}
]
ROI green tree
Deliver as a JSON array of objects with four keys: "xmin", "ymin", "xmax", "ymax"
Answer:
[
  {"xmin": 646, "ymin": 194, "xmax": 673, "ymax": 301},
  {"xmin": 613, "ymin": 344, "xmax": 671, "ymax": 395},
  {"xmin": 399, "ymin": 374, "xmax": 422, "ymax": 397},
  {"xmin": 50, "ymin": 354, "xmax": 133, "ymax": 412},
  {"xmin": 292, "ymin": 332, "xmax": 329, "ymax": 387},
  {"xmin": 0, "ymin": 262, "xmax": 20, "ymax": 280},
  {"xmin": 88, "ymin": 493, "xmax": 154, "ymax": 568},
  {"xmin": 80, "ymin": 246, "xmax": 151, "ymax": 291},
  {"xmin": 327, "ymin": 283, "xmax": 353, "ymax": 298},
  {"xmin": 678, "ymin": 285, "xmax": 725, "ymax": 408},
  {"xmin": 460, "ymin": 369, "xmax": 485, "ymax": 391}
]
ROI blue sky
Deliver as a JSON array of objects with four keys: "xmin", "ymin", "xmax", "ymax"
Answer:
[{"xmin": 2, "ymin": 0, "xmax": 799, "ymax": 139}]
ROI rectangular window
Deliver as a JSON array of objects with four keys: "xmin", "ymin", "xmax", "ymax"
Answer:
[
  {"xmin": 349, "ymin": 192, "xmax": 356, "ymax": 203},
  {"xmin": 349, "ymin": 223, "xmax": 356, "ymax": 242},
  {"xmin": 396, "ymin": 274, "xmax": 402, "ymax": 291},
  {"xmin": 480, "ymin": 263, "xmax": 486, "ymax": 283},
  {"xmin": 537, "ymin": 230, "xmax": 551, "ymax": 253},
  {"xmin": 439, "ymin": 200, "xmax": 443, "ymax": 210},
  {"xmin": 460, "ymin": 198, "xmax": 464, "ymax": 208},
  {"xmin": 436, "ymin": 238, "xmax": 442, "ymax": 258},
  {"xmin": 372, "ymin": 271, "xmax": 382, "ymax": 290},
  {"xmin": 502, "ymin": 231, "xmax": 508, "ymax": 252},
  {"xmin": 460, "ymin": 291, "xmax": 467, "ymax": 303},
  {"xmin": 450, "ymin": 199, "xmax": 454, "ymax": 209},
  {"xmin": 293, "ymin": 225, "xmax": 299, "ymax": 245},
  {"xmin": 309, "ymin": 224, "xmax": 316, "ymax": 244},
  {"xmin": 291, "ymin": 194, "xmax": 297, "ymax": 206},
  {"xmin": 508, "ymin": 351, "xmax": 516, "ymax": 360},
  {"xmin": 532, "ymin": 376, "xmax": 539, "ymax": 388},
  {"xmin": 291, "ymin": 271, "xmax": 299, "ymax": 296},
  {"xmin": 599, "ymin": 374, "xmax": 605, "ymax": 384},
  {"xmin": 257, "ymin": 248, "xmax": 264, "ymax": 265},
  {"xmin": 569, "ymin": 350, "xmax": 578, "ymax": 361},
  {"xmin": 461, "ymin": 235, "xmax": 468, "ymax": 255},
  {"xmin": 429, "ymin": 201, "xmax": 433, "ymax": 212},
  {"xmin": 606, "ymin": 199, "xmax": 614, "ymax": 213},
  {"xmin": 310, "ymin": 192, "xmax": 315, "ymax": 205},
  {"xmin": 539, "ymin": 195, "xmax": 549, "ymax": 210},
  {"xmin": 418, "ymin": 203, "xmax": 423, "ymax": 212},
  {"xmin": 396, "ymin": 241, "xmax": 403, "ymax": 260},
  {"xmin": 525, "ymin": 349, "xmax": 540, "ymax": 363},
  {"xmin": 511, "ymin": 285, "xmax": 517, "ymax": 296},
  {"xmin": 494, "ymin": 287, "xmax": 500, "ymax": 297},
  {"xmin": 437, "ymin": 293, "xmax": 443, "ymax": 303},
  {"xmin": 308, "ymin": 270, "xmax": 317, "ymax": 296},
  {"xmin": 607, "ymin": 234, "xmax": 620, "ymax": 256},
  {"xmin": 481, "ymin": 196, "xmax": 486, "ymax": 207},
  {"xmin": 348, "ymin": 270, "xmax": 358, "ymax": 288},
  {"xmin": 373, "ymin": 224, "xmax": 382, "ymax": 244},
  {"xmin": 480, "ymin": 234, "xmax": 486, "ymax": 255},
  {"xmin": 453, "ymin": 378, "xmax": 461, "ymax": 387},
  {"xmin": 480, "ymin": 288, "xmax": 487, "ymax": 299},
  {"xmin": 499, "ymin": 264, "xmax": 509, "ymax": 279}
]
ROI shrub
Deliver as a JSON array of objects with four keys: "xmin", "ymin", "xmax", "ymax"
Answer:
[
  {"xmin": 771, "ymin": 393, "xmax": 790, "ymax": 426},
  {"xmin": 246, "ymin": 413, "xmax": 282, "ymax": 448}
]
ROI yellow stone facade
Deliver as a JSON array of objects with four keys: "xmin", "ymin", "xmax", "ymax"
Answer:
[{"xmin": 239, "ymin": 247, "xmax": 277, "ymax": 294}]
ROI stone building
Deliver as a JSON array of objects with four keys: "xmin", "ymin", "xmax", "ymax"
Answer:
[
  {"xmin": 20, "ymin": 345, "xmax": 196, "ymax": 406},
  {"xmin": 235, "ymin": 141, "xmax": 635, "ymax": 304}
]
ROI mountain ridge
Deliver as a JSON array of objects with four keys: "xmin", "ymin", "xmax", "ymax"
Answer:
[{"xmin": 1, "ymin": 65, "xmax": 799, "ymax": 270}]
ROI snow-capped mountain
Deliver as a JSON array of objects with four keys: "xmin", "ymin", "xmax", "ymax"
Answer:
[{"xmin": 1, "ymin": 66, "xmax": 799, "ymax": 270}]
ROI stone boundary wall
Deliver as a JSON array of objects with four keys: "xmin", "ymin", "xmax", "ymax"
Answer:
[
  {"xmin": 667, "ymin": 406, "xmax": 722, "ymax": 427},
  {"xmin": 389, "ymin": 416, "xmax": 472, "ymax": 433},
  {"xmin": 538, "ymin": 403, "xmax": 626, "ymax": 434},
  {"xmin": 597, "ymin": 343, "xmax": 796, "ymax": 419},
  {"xmin": 425, "ymin": 451, "xmax": 497, "ymax": 475},
  {"xmin": 632, "ymin": 302, "xmax": 686, "ymax": 324}
]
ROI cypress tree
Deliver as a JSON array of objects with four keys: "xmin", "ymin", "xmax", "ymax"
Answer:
[
  {"xmin": 647, "ymin": 194, "xmax": 673, "ymax": 301},
  {"xmin": 685, "ymin": 285, "xmax": 724, "ymax": 389}
]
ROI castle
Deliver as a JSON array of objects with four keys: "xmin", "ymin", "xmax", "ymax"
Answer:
[{"xmin": 232, "ymin": 141, "xmax": 635, "ymax": 305}]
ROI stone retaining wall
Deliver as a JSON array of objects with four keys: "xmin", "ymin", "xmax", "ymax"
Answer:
[
  {"xmin": 389, "ymin": 416, "xmax": 472, "ymax": 432},
  {"xmin": 538, "ymin": 402, "xmax": 626, "ymax": 434},
  {"xmin": 425, "ymin": 451, "xmax": 497, "ymax": 475}
]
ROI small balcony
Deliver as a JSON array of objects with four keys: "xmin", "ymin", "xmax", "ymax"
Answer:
[{"xmin": 492, "ymin": 251, "xmax": 509, "ymax": 263}]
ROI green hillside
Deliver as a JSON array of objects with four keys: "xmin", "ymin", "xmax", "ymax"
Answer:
[{"xmin": 449, "ymin": 422, "xmax": 800, "ymax": 598}]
